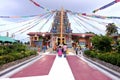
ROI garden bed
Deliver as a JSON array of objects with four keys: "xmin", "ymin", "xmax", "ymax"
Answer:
[
  {"xmin": 84, "ymin": 55, "xmax": 120, "ymax": 73},
  {"xmin": 0, "ymin": 55, "xmax": 37, "ymax": 72}
]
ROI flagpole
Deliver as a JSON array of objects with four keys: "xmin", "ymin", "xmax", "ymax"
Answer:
[{"xmin": 60, "ymin": 8, "xmax": 64, "ymax": 45}]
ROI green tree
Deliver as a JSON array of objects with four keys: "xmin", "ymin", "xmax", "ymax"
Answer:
[
  {"xmin": 106, "ymin": 23, "xmax": 118, "ymax": 36},
  {"xmin": 116, "ymin": 40, "xmax": 120, "ymax": 53},
  {"xmin": 91, "ymin": 35, "xmax": 113, "ymax": 52}
]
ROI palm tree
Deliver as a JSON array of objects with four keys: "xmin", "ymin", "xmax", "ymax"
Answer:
[{"xmin": 106, "ymin": 23, "xmax": 118, "ymax": 36}]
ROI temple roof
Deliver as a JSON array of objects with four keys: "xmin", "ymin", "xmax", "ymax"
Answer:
[{"xmin": 27, "ymin": 32, "xmax": 94, "ymax": 37}]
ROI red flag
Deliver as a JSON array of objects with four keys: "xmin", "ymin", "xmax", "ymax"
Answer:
[
  {"xmin": 115, "ymin": 0, "xmax": 120, "ymax": 2},
  {"xmin": 30, "ymin": 0, "xmax": 40, "ymax": 7}
]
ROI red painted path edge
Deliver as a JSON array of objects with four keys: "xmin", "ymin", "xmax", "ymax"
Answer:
[
  {"xmin": 67, "ymin": 56, "xmax": 112, "ymax": 80},
  {"xmin": 10, "ymin": 55, "xmax": 56, "ymax": 78}
]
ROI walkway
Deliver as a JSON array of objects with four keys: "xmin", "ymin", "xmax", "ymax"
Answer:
[
  {"xmin": 49, "ymin": 55, "xmax": 75, "ymax": 80},
  {"xmin": 0, "ymin": 51, "xmax": 119, "ymax": 80}
]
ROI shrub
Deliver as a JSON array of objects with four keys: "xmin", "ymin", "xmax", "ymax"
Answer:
[
  {"xmin": 3, "ymin": 55, "xmax": 15, "ymax": 63},
  {"xmin": 0, "ymin": 43, "xmax": 37, "ymax": 66},
  {"xmin": 0, "ymin": 50, "xmax": 4, "ymax": 56},
  {"xmin": 84, "ymin": 50, "xmax": 97, "ymax": 58},
  {"xmin": 91, "ymin": 35, "xmax": 112, "ymax": 52},
  {"xmin": 29, "ymin": 50, "xmax": 37, "ymax": 55},
  {"xmin": 84, "ymin": 50, "xmax": 120, "ymax": 67},
  {"xmin": 117, "ymin": 45, "xmax": 120, "ymax": 53},
  {"xmin": 84, "ymin": 50, "xmax": 91, "ymax": 56},
  {"xmin": 0, "ymin": 56, "xmax": 5, "ymax": 65},
  {"xmin": 89, "ymin": 51, "xmax": 97, "ymax": 58},
  {"xmin": 10, "ymin": 53, "xmax": 24, "ymax": 60},
  {"xmin": 0, "ymin": 55, "xmax": 15, "ymax": 65}
]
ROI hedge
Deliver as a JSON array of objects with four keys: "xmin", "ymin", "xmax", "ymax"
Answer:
[
  {"xmin": 84, "ymin": 50, "xmax": 120, "ymax": 67},
  {"xmin": 0, "ymin": 50, "xmax": 37, "ymax": 66}
]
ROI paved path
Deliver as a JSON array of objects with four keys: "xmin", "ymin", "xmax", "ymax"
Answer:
[
  {"xmin": 0, "ymin": 52, "xmax": 116, "ymax": 80},
  {"xmin": 67, "ymin": 55, "xmax": 111, "ymax": 80},
  {"xmin": 49, "ymin": 55, "xmax": 75, "ymax": 80},
  {"xmin": 10, "ymin": 55, "xmax": 56, "ymax": 78}
]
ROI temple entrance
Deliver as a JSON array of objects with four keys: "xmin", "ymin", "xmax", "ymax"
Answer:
[{"xmin": 57, "ymin": 37, "xmax": 65, "ymax": 45}]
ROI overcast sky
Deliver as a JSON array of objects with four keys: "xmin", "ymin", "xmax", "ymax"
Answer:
[
  {"xmin": 0, "ymin": 0, "xmax": 120, "ymax": 16},
  {"xmin": 0, "ymin": 0, "xmax": 120, "ymax": 42}
]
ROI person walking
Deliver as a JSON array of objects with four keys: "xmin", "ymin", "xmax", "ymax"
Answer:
[
  {"xmin": 63, "ymin": 44, "xmax": 67, "ymax": 57},
  {"xmin": 57, "ymin": 45, "xmax": 63, "ymax": 57},
  {"xmin": 42, "ymin": 45, "xmax": 47, "ymax": 53},
  {"xmin": 78, "ymin": 46, "xmax": 82, "ymax": 55},
  {"xmin": 75, "ymin": 46, "xmax": 78, "ymax": 55}
]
